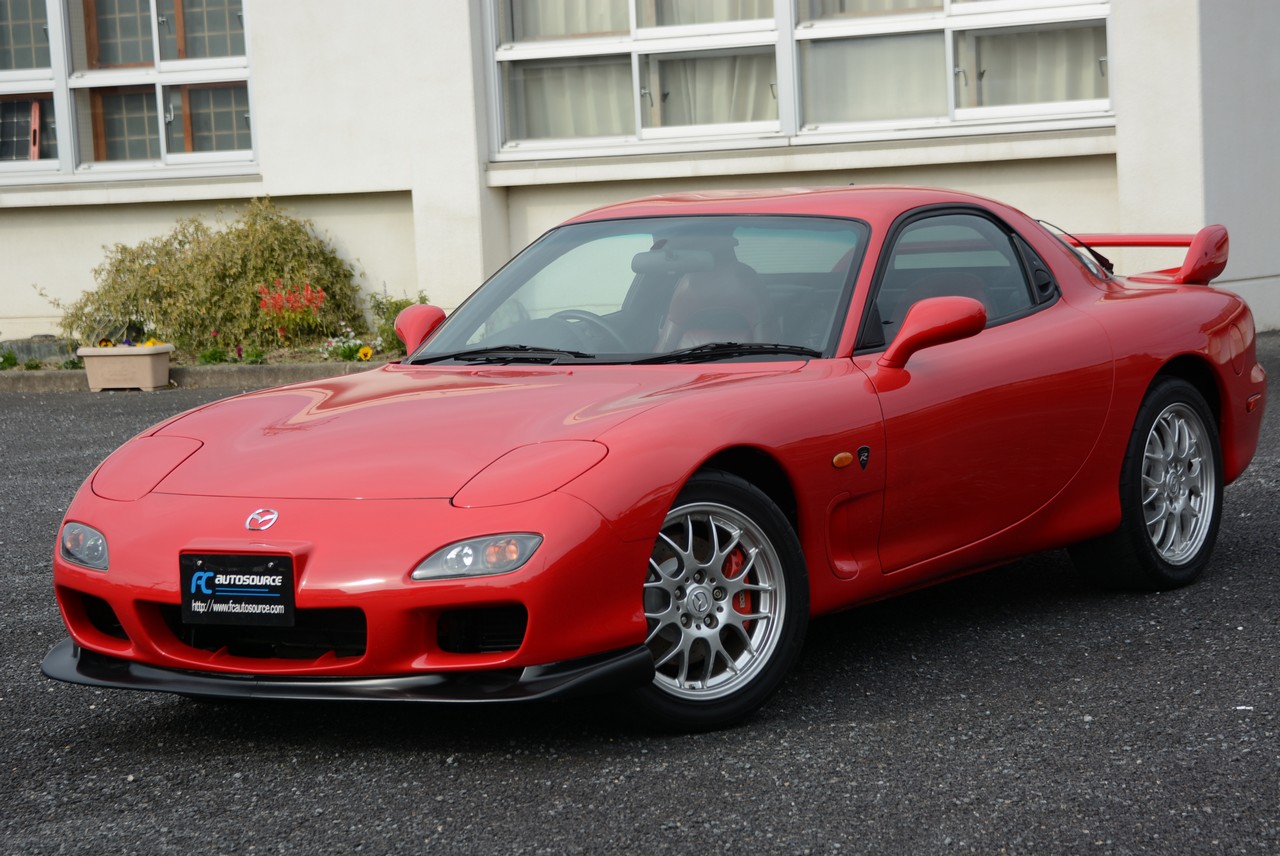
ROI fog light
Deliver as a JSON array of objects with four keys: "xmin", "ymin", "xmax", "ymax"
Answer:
[
  {"xmin": 61, "ymin": 522, "xmax": 109, "ymax": 571},
  {"xmin": 412, "ymin": 534, "xmax": 542, "ymax": 581}
]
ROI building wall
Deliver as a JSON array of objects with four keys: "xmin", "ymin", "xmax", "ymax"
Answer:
[
  {"xmin": 1198, "ymin": 0, "xmax": 1280, "ymax": 327},
  {"xmin": 1112, "ymin": 0, "xmax": 1280, "ymax": 322},
  {"xmin": 3, "ymin": 0, "xmax": 1277, "ymax": 343},
  {"xmin": 503, "ymin": 155, "xmax": 1121, "ymax": 256}
]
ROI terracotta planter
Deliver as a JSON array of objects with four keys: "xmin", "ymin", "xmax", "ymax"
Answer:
[{"xmin": 77, "ymin": 344, "xmax": 175, "ymax": 392}]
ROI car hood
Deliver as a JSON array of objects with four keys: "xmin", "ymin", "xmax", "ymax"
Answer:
[{"xmin": 119, "ymin": 363, "xmax": 795, "ymax": 500}]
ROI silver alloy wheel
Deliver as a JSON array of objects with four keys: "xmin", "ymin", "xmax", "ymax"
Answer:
[
  {"xmin": 1141, "ymin": 401, "xmax": 1216, "ymax": 566},
  {"xmin": 643, "ymin": 501, "xmax": 786, "ymax": 701}
]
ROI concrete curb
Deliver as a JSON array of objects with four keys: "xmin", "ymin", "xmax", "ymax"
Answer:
[{"xmin": 0, "ymin": 360, "xmax": 391, "ymax": 394}]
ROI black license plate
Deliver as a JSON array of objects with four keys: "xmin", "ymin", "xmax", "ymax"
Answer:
[{"xmin": 180, "ymin": 554, "xmax": 295, "ymax": 627}]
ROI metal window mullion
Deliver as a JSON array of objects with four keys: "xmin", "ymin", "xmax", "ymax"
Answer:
[
  {"xmin": 483, "ymin": 0, "xmax": 507, "ymax": 157},
  {"xmin": 774, "ymin": 0, "xmax": 797, "ymax": 138},
  {"xmin": 631, "ymin": 51, "xmax": 644, "ymax": 138},
  {"xmin": 45, "ymin": 0, "xmax": 77, "ymax": 173},
  {"xmin": 945, "ymin": 25, "xmax": 958, "ymax": 119},
  {"xmin": 148, "ymin": 0, "xmax": 163, "ymax": 66}
]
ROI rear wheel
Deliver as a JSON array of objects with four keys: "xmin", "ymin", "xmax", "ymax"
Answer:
[
  {"xmin": 630, "ymin": 470, "xmax": 808, "ymax": 731},
  {"xmin": 1070, "ymin": 377, "xmax": 1223, "ymax": 590}
]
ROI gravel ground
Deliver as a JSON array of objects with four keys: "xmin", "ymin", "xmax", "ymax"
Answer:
[{"xmin": 1, "ymin": 335, "xmax": 1277, "ymax": 855}]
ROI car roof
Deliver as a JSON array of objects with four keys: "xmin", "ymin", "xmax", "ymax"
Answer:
[{"xmin": 562, "ymin": 186, "xmax": 1009, "ymax": 227}]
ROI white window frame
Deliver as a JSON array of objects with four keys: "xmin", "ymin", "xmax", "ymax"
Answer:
[
  {"xmin": 0, "ymin": 0, "xmax": 255, "ymax": 186},
  {"xmin": 487, "ymin": 0, "xmax": 1112, "ymax": 162}
]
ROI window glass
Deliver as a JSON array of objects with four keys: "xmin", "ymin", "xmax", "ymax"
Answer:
[
  {"xmin": 503, "ymin": 56, "xmax": 632, "ymax": 140},
  {"xmin": 798, "ymin": 0, "xmax": 940, "ymax": 22},
  {"xmin": 500, "ymin": 0, "xmax": 629, "ymax": 42},
  {"xmin": 157, "ymin": 0, "xmax": 245, "ymax": 60},
  {"xmin": 89, "ymin": 0, "xmax": 156, "ymax": 67},
  {"xmin": 426, "ymin": 216, "xmax": 866, "ymax": 359},
  {"xmin": 637, "ymin": 0, "xmax": 773, "ymax": 28},
  {"xmin": 0, "ymin": 95, "xmax": 57, "ymax": 159},
  {"xmin": 75, "ymin": 87, "xmax": 160, "ymax": 161},
  {"xmin": 954, "ymin": 23, "xmax": 1108, "ymax": 109},
  {"xmin": 639, "ymin": 48, "xmax": 776, "ymax": 128},
  {"xmin": 799, "ymin": 32, "xmax": 946, "ymax": 124},
  {"xmin": 164, "ymin": 83, "xmax": 251, "ymax": 153},
  {"xmin": 1, "ymin": 0, "xmax": 51, "ymax": 69},
  {"xmin": 876, "ymin": 213, "xmax": 1034, "ymax": 343}
]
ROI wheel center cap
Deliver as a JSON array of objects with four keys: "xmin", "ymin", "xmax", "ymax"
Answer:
[{"xmin": 688, "ymin": 585, "xmax": 714, "ymax": 617}]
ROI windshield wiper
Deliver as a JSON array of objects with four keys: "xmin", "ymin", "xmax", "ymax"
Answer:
[
  {"xmin": 408, "ymin": 344, "xmax": 596, "ymax": 365},
  {"xmin": 636, "ymin": 342, "xmax": 822, "ymax": 365}
]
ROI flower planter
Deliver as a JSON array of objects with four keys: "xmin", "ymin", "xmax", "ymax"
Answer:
[{"xmin": 77, "ymin": 344, "xmax": 175, "ymax": 392}]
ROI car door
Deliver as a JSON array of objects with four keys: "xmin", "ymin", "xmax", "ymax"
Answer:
[{"xmin": 855, "ymin": 209, "xmax": 1113, "ymax": 576}]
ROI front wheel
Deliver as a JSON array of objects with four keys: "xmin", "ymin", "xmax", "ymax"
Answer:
[
  {"xmin": 1070, "ymin": 377, "xmax": 1223, "ymax": 590},
  {"xmin": 628, "ymin": 470, "xmax": 808, "ymax": 731}
]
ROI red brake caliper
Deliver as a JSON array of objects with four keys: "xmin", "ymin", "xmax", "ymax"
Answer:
[{"xmin": 722, "ymin": 546, "xmax": 754, "ymax": 629}]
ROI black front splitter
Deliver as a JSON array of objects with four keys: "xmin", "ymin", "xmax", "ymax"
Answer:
[{"xmin": 41, "ymin": 638, "xmax": 655, "ymax": 704}]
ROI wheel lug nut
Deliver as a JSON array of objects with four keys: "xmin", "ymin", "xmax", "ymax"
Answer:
[
  {"xmin": 674, "ymin": 587, "xmax": 685, "ymax": 600},
  {"xmin": 680, "ymin": 615, "xmax": 691, "ymax": 627},
  {"xmin": 705, "ymin": 616, "xmax": 717, "ymax": 629},
  {"xmin": 693, "ymin": 571, "xmax": 705, "ymax": 584},
  {"xmin": 712, "ymin": 588, "xmax": 725, "ymax": 601}
]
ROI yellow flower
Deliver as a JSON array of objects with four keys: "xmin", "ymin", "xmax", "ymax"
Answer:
[
  {"xmin": 357, "ymin": 346, "xmax": 373, "ymax": 361},
  {"xmin": 143, "ymin": 337, "xmax": 165, "ymax": 347},
  {"xmin": 97, "ymin": 338, "xmax": 115, "ymax": 347}
]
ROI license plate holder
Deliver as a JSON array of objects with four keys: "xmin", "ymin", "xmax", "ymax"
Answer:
[{"xmin": 180, "ymin": 554, "xmax": 295, "ymax": 627}]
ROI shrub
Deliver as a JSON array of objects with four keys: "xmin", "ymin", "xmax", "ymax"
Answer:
[
  {"xmin": 23, "ymin": 357, "xmax": 42, "ymax": 371},
  {"xmin": 0, "ymin": 350, "xmax": 17, "ymax": 370},
  {"xmin": 59, "ymin": 199, "xmax": 367, "ymax": 354}
]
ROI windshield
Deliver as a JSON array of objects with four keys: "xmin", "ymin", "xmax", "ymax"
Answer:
[{"xmin": 411, "ymin": 215, "xmax": 868, "ymax": 365}]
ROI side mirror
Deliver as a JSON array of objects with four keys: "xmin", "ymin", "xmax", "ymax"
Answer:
[
  {"xmin": 877, "ymin": 296, "xmax": 986, "ymax": 370},
  {"xmin": 394, "ymin": 304, "xmax": 446, "ymax": 353}
]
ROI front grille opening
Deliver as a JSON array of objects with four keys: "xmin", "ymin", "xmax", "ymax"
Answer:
[
  {"xmin": 82, "ymin": 593, "xmax": 128, "ymax": 641},
  {"xmin": 160, "ymin": 605, "xmax": 367, "ymax": 660},
  {"xmin": 437, "ymin": 605, "xmax": 527, "ymax": 654}
]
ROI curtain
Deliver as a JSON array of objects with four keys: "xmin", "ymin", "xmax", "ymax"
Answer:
[
  {"xmin": 646, "ymin": 0, "xmax": 773, "ymax": 27},
  {"xmin": 800, "ymin": 32, "xmax": 946, "ymax": 124},
  {"xmin": 958, "ymin": 25, "xmax": 1108, "ymax": 108},
  {"xmin": 506, "ymin": 58, "xmax": 632, "ymax": 139},
  {"xmin": 800, "ymin": 0, "xmax": 939, "ymax": 23},
  {"xmin": 646, "ymin": 50, "xmax": 776, "ymax": 127},
  {"xmin": 508, "ymin": 0, "xmax": 629, "ymax": 40}
]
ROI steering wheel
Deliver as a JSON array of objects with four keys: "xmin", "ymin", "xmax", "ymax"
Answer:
[{"xmin": 549, "ymin": 309, "xmax": 629, "ymax": 351}]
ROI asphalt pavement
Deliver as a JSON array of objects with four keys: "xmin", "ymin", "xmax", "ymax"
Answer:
[{"xmin": 2, "ymin": 335, "xmax": 1277, "ymax": 854}]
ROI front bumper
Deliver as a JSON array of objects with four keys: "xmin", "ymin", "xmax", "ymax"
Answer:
[{"xmin": 42, "ymin": 638, "xmax": 654, "ymax": 703}]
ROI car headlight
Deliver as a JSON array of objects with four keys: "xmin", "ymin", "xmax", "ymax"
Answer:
[
  {"xmin": 60, "ymin": 522, "xmax": 109, "ymax": 571},
  {"xmin": 411, "ymin": 534, "xmax": 542, "ymax": 581}
]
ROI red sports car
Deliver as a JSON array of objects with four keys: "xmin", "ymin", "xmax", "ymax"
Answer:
[{"xmin": 45, "ymin": 187, "xmax": 1267, "ymax": 730}]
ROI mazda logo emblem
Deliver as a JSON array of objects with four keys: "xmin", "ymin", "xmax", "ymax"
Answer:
[{"xmin": 245, "ymin": 508, "xmax": 279, "ymax": 531}]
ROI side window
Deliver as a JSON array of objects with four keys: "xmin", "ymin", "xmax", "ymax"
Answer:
[{"xmin": 873, "ymin": 213, "xmax": 1036, "ymax": 345}]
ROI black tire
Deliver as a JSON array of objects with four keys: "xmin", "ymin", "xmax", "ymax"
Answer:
[
  {"xmin": 1070, "ymin": 377, "xmax": 1223, "ymax": 590},
  {"xmin": 628, "ymin": 470, "xmax": 808, "ymax": 731}
]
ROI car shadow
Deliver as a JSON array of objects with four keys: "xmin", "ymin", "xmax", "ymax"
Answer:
[{"xmin": 58, "ymin": 547, "xmax": 1173, "ymax": 754}]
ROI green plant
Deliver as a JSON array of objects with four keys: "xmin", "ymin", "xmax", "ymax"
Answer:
[
  {"xmin": 58, "ymin": 198, "xmax": 368, "ymax": 356},
  {"xmin": 369, "ymin": 290, "xmax": 429, "ymax": 355},
  {"xmin": 0, "ymin": 350, "xmax": 16, "ymax": 370},
  {"xmin": 61, "ymin": 357, "xmax": 83, "ymax": 370},
  {"xmin": 23, "ymin": 357, "xmax": 42, "ymax": 371},
  {"xmin": 199, "ymin": 346, "xmax": 230, "ymax": 365},
  {"xmin": 240, "ymin": 346, "xmax": 267, "ymax": 365},
  {"xmin": 322, "ymin": 324, "xmax": 381, "ymax": 362}
]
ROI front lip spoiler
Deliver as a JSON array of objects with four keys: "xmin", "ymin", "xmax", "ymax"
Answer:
[{"xmin": 41, "ymin": 638, "xmax": 655, "ymax": 704}]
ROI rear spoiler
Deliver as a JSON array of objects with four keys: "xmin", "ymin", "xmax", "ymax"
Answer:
[{"xmin": 1064, "ymin": 224, "xmax": 1229, "ymax": 285}]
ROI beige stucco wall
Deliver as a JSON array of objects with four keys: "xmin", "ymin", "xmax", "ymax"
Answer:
[
  {"xmin": 502, "ymin": 155, "xmax": 1121, "ymax": 261},
  {"xmin": 1, "ymin": 193, "xmax": 417, "ymax": 339}
]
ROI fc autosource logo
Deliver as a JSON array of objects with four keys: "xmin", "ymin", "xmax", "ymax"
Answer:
[{"xmin": 245, "ymin": 508, "xmax": 280, "ymax": 531}]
